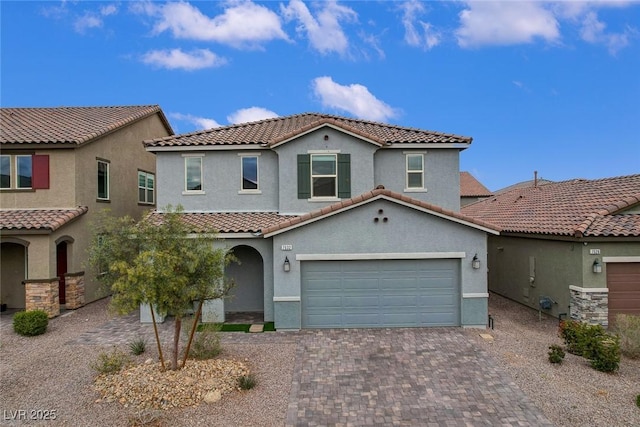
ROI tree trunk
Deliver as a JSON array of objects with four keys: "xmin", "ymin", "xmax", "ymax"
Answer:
[
  {"xmin": 172, "ymin": 315, "xmax": 182, "ymax": 370},
  {"xmin": 182, "ymin": 299, "xmax": 204, "ymax": 369},
  {"xmin": 150, "ymin": 306, "xmax": 166, "ymax": 371}
]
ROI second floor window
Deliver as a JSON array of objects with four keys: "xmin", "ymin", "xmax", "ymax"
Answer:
[
  {"xmin": 97, "ymin": 159, "xmax": 110, "ymax": 200},
  {"xmin": 298, "ymin": 153, "xmax": 350, "ymax": 199},
  {"xmin": 406, "ymin": 154, "xmax": 424, "ymax": 190},
  {"xmin": 138, "ymin": 171, "xmax": 155, "ymax": 204},
  {"xmin": 311, "ymin": 154, "xmax": 337, "ymax": 198},
  {"xmin": 185, "ymin": 156, "xmax": 203, "ymax": 192},
  {"xmin": 1, "ymin": 154, "xmax": 33, "ymax": 189},
  {"xmin": 241, "ymin": 156, "xmax": 259, "ymax": 191}
]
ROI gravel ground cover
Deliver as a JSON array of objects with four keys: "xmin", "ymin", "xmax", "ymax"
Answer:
[
  {"xmin": 469, "ymin": 293, "xmax": 640, "ymax": 427},
  {"xmin": 1, "ymin": 294, "xmax": 638, "ymax": 426}
]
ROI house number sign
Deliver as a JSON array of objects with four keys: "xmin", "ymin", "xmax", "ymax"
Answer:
[{"xmin": 281, "ymin": 245, "xmax": 293, "ymax": 251}]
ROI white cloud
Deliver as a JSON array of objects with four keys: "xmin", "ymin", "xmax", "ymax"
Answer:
[
  {"xmin": 400, "ymin": 0, "xmax": 441, "ymax": 50},
  {"xmin": 141, "ymin": 48, "xmax": 227, "ymax": 71},
  {"xmin": 169, "ymin": 113, "xmax": 221, "ymax": 130},
  {"xmin": 281, "ymin": 0, "xmax": 357, "ymax": 55},
  {"xmin": 312, "ymin": 76, "xmax": 397, "ymax": 122},
  {"xmin": 227, "ymin": 107, "xmax": 279, "ymax": 124},
  {"xmin": 456, "ymin": 1, "xmax": 560, "ymax": 47},
  {"xmin": 579, "ymin": 11, "xmax": 630, "ymax": 55},
  {"xmin": 148, "ymin": 1, "xmax": 288, "ymax": 48},
  {"xmin": 73, "ymin": 3, "xmax": 118, "ymax": 34}
]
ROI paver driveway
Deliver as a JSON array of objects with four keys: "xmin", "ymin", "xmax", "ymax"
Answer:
[{"xmin": 286, "ymin": 328, "xmax": 553, "ymax": 427}]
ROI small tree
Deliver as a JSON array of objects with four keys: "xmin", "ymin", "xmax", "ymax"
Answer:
[{"xmin": 89, "ymin": 206, "xmax": 234, "ymax": 370}]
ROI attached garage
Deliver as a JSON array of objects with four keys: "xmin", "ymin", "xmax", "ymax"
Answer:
[
  {"xmin": 301, "ymin": 259, "xmax": 460, "ymax": 328},
  {"xmin": 607, "ymin": 262, "xmax": 640, "ymax": 324}
]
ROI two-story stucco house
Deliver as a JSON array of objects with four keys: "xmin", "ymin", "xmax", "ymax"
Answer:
[
  {"xmin": 144, "ymin": 113, "xmax": 499, "ymax": 329},
  {"xmin": 0, "ymin": 106, "xmax": 173, "ymax": 315}
]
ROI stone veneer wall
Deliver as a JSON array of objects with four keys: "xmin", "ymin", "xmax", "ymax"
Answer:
[
  {"xmin": 64, "ymin": 271, "xmax": 85, "ymax": 310},
  {"xmin": 23, "ymin": 278, "xmax": 60, "ymax": 318},
  {"xmin": 569, "ymin": 285, "xmax": 608, "ymax": 327}
]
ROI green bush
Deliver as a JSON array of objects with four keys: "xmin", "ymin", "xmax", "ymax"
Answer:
[
  {"xmin": 128, "ymin": 337, "xmax": 147, "ymax": 356},
  {"xmin": 636, "ymin": 394, "xmax": 640, "ymax": 408},
  {"xmin": 189, "ymin": 323, "xmax": 222, "ymax": 360},
  {"xmin": 559, "ymin": 320, "xmax": 605, "ymax": 357},
  {"xmin": 548, "ymin": 344, "xmax": 565, "ymax": 364},
  {"xmin": 13, "ymin": 310, "xmax": 48, "ymax": 336},
  {"xmin": 589, "ymin": 335, "xmax": 621, "ymax": 373},
  {"xmin": 238, "ymin": 373, "xmax": 257, "ymax": 390},
  {"xmin": 90, "ymin": 348, "xmax": 130, "ymax": 375},
  {"xmin": 613, "ymin": 314, "xmax": 640, "ymax": 359}
]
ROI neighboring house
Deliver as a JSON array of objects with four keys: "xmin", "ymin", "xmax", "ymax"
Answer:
[
  {"xmin": 0, "ymin": 106, "xmax": 173, "ymax": 314},
  {"xmin": 462, "ymin": 175, "xmax": 640, "ymax": 327},
  {"xmin": 144, "ymin": 113, "xmax": 500, "ymax": 329},
  {"xmin": 460, "ymin": 171, "xmax": 492, "ymax": 206}
]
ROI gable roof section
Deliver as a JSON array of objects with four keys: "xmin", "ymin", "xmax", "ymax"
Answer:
[
  {"xmin": 262, "ymin": 188, "xmax": 500, "ymax": 237},
  {"xmin": 0, "ymin": 207, "xmax": 89, "ymax": 233},
  {"xmin": 461, "ymin": 174, "xmax": 640, "ymax": 238},
  {"xmin": 460, "ymin": 171, "xmax": 492, "ymax": 197},
  {"xmin": 143, "ymin": 113, "xmax": 472, "ymax": 150},
  {"xmin": 0, "ymin": 105, "xmax": 173, "ymax": 146},
  {"xmin": 145, "ymin": 211, "xmax": 296, "ymax": 234}
]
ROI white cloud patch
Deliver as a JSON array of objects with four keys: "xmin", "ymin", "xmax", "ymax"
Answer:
[
  {"xmin": 400, "ymin": 0, "xmax": 441, "ymax": 50},
  {"xmin": 579, "ymin": 11, "xmax": 630, "ymax": 55},
  {"xmin": 147, "ymin": 1, "xmax": 288, "ymax": 48},
  {"xmin": 73, "ymin": 3, "xmax": 118, "ymax": 34},
  {"xmin": 169, "ymin": 113, "xmax": 221, "ymax": 130},
  {"xmin": 456, "ymin": 1, "xmax": 560, "ymax": 47},
  {"xmin": 312, "ymin": 76, "xmax": 397, "ymax": 122},
  {"xmin": 227, "ymin": 107, "xmax": 279, "ymax": 124},
  {"xmin": 141, "ymin": 48, "xmax": 227, "ymax": 71},
  {"xmin": 281, "ymin": 0, "xmax": 357, "ymax": 55}
]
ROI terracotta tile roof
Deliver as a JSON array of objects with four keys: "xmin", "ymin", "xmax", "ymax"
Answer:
[
  {"xmin": 143, "ymin": 113, "xmax": 472, "ymax": 149},
  {"xmin": 262, "ymin": 188, "xmax": 500, "ymax": 236},
  {"xmin": 145, "ymin": 211, "xmax": 296, "ymax": 234},
  {"xmin": 0, "ymin": 105, "xmax": 173, "ymax": 146},
  {"xmin": 0, "ymin": 207, "xmax": 88, "ymax": 232},
  {"xmin": 461, "ymin": 174, "xmax": 640, "ymax": 237},
  {"xmin": 460, "ymin": 172, "xmax": 492, "ymax": 197}
]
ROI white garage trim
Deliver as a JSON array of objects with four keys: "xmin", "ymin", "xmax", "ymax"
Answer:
[
  {"xmin": 569, "ymin": 285, "xmax": 609, "ymax": 293},
  {"xmin": 463, "ymin": 293, "xmax": 489, "ymax": 298},
  {"xmin": 603, "ymin": 256, "xmax": 640, "ymax": 263},
  {"xmin": 273, "ymin": 296, "xmax": 300, "ymax": 302},
  {"xmin": 296, "ymin": 252, "xmax": 466, "ymax": 261}
]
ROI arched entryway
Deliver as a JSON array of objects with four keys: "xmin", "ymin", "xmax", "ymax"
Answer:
[
  {"xmin": 224, "ymin": 245, "xmax": 264, "ymax": 318},
  {"xmin": 1, "ymin": 241, "xmax": 28, "ymax": 309},
  {"xmin": 56, "ymin": 241, "xmax": 68, "ymax": 305}
]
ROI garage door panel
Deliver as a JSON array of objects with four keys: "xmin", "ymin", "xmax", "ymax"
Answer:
[
  {"xmin": 607, "ymin": 262, "xmax": 640, "ymax": 324},
  {"xmin": 302, "ymin": 259, "xmax": 460, "ymax": 328}
]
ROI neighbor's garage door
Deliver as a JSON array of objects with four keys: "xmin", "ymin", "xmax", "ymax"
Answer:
[
  {"xmin": 607, "ymin": 262, "xmax": 640, "ymax": 325},
  {"xmin": 301, "ymin": 259, "xmax": 460, "ymax": 328}
]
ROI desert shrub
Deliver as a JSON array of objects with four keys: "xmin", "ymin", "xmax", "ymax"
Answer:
[
  {"xmin": 613, "ymin": 314, "xmax": 640, "ymax": 359},
  {"xmin": 91, "ymin": 348, "xmax": 130, "ymax": 375},
  {"xmin": 189, "ymin": 323, "xmax": 222, "ymax": 360},
  {"xmin": 238, "ymin": 373, "xmax": 257, "ymax": 390},
  {"xmin": 548, "ymin": 344, "xmax": 565, "ymax": 364},
  {"xmin": 13, "ymin": 310, "xmax": 48, "ymax": 336},
  {"xmin": 559, "ymin": 320, "xmax": 605, "ymax": 357},
  {"xmin": 636, "ymin": 394, "xmax": 640, "ymax": 408},
  {"xmin": 128, "ymin": 337, "xmax": 147, "ymax": 355},
  {"xmin": 589, "ymin": 335, "xmax": 621, "ymax": 373}
]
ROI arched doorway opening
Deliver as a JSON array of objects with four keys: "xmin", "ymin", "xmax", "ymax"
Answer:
[
  {"xmin": 56, "ymin": 241, "xmax": 68, "ymax": 305},
  {"xmin": 224, "ymin": 245, "xmax": 264, "ymax": 321},
  {"xmin": 1, "ymin": 241, "xmax": 28, "ymax": 309}
]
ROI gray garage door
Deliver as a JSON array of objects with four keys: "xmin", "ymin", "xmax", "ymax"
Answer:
[{"xmin": 301, "ymin": 259, "xmax": 460, "ymax": 328}]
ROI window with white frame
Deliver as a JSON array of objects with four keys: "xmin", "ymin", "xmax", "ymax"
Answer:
[
  {"xmin": 241, "ymin": 155, "xmax": 259, "ymax": 191},
  {"xmin": 97, "ymin": 159, "xmax": 110, "ymax": 200},
  {"xmin": 1, "ymin": 154, "xmax": 33, "ymax": 189},
  {"xmin": 406, "ymin": 153, "xmax": 424, "ymax": 190},
  {"xmin": 138, "ymin": 171, "xmax": 155, "ymax": 204},
  {"xmin": 184, "ymin": 156, "xmax": 203, "ymax": 192},
  {"xmin": 311, "ymin": 154, "xmax": 337, "ymax": 198}
]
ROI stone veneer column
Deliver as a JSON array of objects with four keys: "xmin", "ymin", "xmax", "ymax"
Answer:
[
  {"xmin": 569, "ymin": 285, "xmax": 608, "ymax": 327},
  {"xmin": 64, "ymin": 271, "xmax": 85, "ymax": 310},
  {"xmin": 23, "ymin": 278, "xmax": 60, "ymax": 318}
]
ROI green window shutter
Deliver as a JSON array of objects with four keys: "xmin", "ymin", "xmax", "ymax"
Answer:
[
  {"xmin": 338, "ymin": 153, "xmax": 351, "ymax": 199},
  {"xmin": 297, "ymin": 154, "xmax": 311, "ymax": 199}
]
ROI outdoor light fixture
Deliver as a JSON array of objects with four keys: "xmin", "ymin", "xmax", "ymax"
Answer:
[
  {"xmin": 592, "ymin": 258, "xmax": 602, "ymax": 274},
  {"xmin": 283, "ymin": 257, "xmax": 291, "ymax": 272},
  {"xmin": 472, "ymin": 254, "xmax": 480, "ymax": 269}
]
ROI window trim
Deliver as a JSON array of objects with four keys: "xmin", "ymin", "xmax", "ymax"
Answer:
[
  {"xmin": 1, "ymin": 154, "xmax": 34, "ymax": 190},
  {"xmin": 183, "ymin": 154, "xmax": 205, "ymax": 194},
  {"xmin": 97, "ymin": 159, "xmax": 110, "ymax": 201},
  {"xmin": 405, "ymin": 153, "xmax": 425, "ymax": 192},
  {"xmin": 239, "ymin": 153, "xmax": 261, "ymax": 194},
  {"xmin": 310, "ymin": 153, "xmax": 338, "ymax": 199},
  {"xmin": 137, "ymin": 170, "xmax": 155, "ymax": 205}
]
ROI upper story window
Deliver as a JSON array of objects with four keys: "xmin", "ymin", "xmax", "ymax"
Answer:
[
  {"xmin": 138, "ymin": 171, "xmax": 155, "ymax": 205},
  {"xmin": 405, "ymin": 153, "xmax": 424, "ymax": 191},
  {"xmin": 297, "ymin": 153, "xmax": 350, "ymax": 200},
  {"xmin": 1, "ymin": 154, "xmax": 49, "ymax": 191},
  {"xmin": 184, "ymin": 155, "xmax": 203, "ymax": 193},
  {"xmin": 97, "ymin": 159, "xmax": 110, "ymax": 201},
  {"xmin": 240, "ymin": 155, "xmax": 259, "ymax": 192}
]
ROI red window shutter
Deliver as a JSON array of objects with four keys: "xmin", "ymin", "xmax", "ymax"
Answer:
[{"xmin": 32, "ymin": 155, "xmax": 50, "ymax": 189}]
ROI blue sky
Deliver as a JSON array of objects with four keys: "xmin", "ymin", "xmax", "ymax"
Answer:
[{"xmin": 1, "ymin": 1, "xmax": 638, "ymax": 191}]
